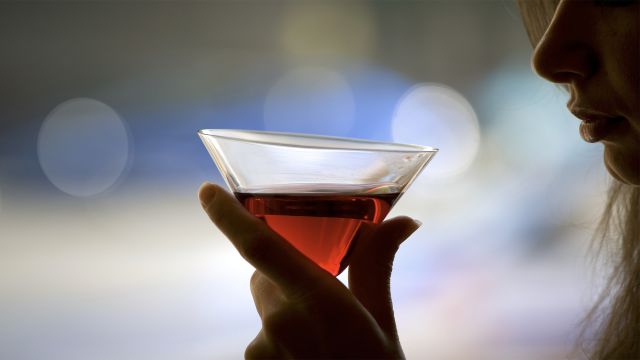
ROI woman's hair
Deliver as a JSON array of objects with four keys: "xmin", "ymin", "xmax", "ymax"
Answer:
[
  {"xmin": 587, "ymin": 184, "xmax": 640, "ymax": 359},
  {"xmin": 517, "ymin": 1, "xmax": 640, "ymax": 358}
]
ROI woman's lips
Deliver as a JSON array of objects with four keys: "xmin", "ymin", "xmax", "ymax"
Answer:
[
  {"xmin": 579, "ymin": 119, "xmax": 617, "ymax": 143},
  {"xmin": 570, "ymin": 108, "xmax": 624, "ymax": 143}
]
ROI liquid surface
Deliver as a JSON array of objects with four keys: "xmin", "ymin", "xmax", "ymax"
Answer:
[{"xmin": 235, "ymin": 191, "xmax": 399, "ymax": 275}]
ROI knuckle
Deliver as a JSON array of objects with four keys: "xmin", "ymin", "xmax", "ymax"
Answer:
[
  {"xmin": 244, "ymin": 333, "xmax": 270, "ymax": 360},
  {"xmin": 250, "ymin": 272, "xmax": 274, "ymax": 299},
  {"xmin": 262, "ymin": 308, "xmax": 294, "ymax": 336},
  {"xmin": 244, "ymin": 341, "xmax": 257, "ymax": 359},
  {"xmin": 244, "ymin": 340, "xmax": 261, "ymax": 359},
  {"xmin": 250, "ymin": 271, "xmax": 261, "ymax": 289}
]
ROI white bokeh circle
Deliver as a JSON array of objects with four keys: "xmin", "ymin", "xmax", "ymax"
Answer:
[
  {"xmin": 264, "ymin": 67, "xmax": 355, "ymax": 136},
  {"xmin": 392, "ymin": 83, "xmax": 480, "ymax": 179},
  {"xmin": 38, "ymin": 98, "xmax": 131, "ymax": 197}
]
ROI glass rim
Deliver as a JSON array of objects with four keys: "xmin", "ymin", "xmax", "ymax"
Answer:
[{"xmin": 198, "ymin": 129, "xmax": 439, "ymax": 153}]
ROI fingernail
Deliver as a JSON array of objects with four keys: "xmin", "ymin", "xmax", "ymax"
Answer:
[
  {"xmin": 412, "ymin": 219, "xmax": 423, "ymax": 228},
  {"xmin": 199, "ymin": 182, "xmax": 217, "ymax": 208}
]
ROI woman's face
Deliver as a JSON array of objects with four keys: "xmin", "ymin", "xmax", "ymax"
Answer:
[{"xmin": 532, "ymin": 0, "xmax": 639, "ymax": 185}]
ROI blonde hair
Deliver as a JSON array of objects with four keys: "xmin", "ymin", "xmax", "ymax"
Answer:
[
  {"xmin": 584, "ymin": 183, "xmax": 640, "ymax": 359},
  {"xmin": 517, "ymin": 1, "xmax": 640, "ymax": 358}
]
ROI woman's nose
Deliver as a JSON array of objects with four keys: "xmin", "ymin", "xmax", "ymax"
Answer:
[{"xmin": 531, "ymin": 3, "xmax": 597, "ymax": 84}]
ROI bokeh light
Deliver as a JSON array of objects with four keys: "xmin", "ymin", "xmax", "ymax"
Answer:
[
  {"xmin": 263, "ymin": 67, "xmax": 355, "ymax": 136},
  {"xmin": 391, "ymin": 83, "xmax": 480, "ymax": 179},
  {"xmin": 37, "ymin": 98, "xmax": 131, "ymax": 197},
  {"xmin": 280, "ymin": 2, "xmax": 376, "ymax": 63}
]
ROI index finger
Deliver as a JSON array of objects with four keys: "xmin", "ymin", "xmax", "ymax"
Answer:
[{"xmin": 199, "ymin": 182, "xmax": 327, "ymax": 297}]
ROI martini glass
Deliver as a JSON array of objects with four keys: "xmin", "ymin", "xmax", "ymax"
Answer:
[{"xmin": 198, "ymin": 129, "xmax": 437, "ymax": 275}]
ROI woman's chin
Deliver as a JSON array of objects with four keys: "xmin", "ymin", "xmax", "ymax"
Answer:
[{"xmin": 604, "ymin": 146, "xmax": 640, "ymax": 186}]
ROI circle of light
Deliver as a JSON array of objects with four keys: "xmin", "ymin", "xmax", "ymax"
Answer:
[
  {"xmin": 37, "ymin": 98, "xmax": 130, "ymax": 197},
  {"xmin": 392, "ymin": 83, "xmax": 480, "ymax": 179},
  {"xmin": 264, "ymin": 67, "xmax": 356, "ymax": 136}
]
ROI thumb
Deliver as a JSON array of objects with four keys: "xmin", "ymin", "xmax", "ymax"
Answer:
[{"xmin": 348, "ymin": 216, "xmax": 421, "ymax": 341}]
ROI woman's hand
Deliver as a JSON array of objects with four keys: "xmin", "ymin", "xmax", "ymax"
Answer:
[{"xmin": 199, "ymin": 183, "xmax": 420, "ymax": 359}]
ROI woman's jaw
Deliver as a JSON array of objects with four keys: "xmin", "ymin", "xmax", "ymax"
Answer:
[{"xmin": 604, "ymin": 141, "xmax": 640, "ymax": 186}]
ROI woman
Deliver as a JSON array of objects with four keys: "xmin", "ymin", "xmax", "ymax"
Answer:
[
  {"xmin": 199, "ymin": 0, "xmax": 639, "ymax": 358},
  {"xmin": 520, "ymin": 1, "xmax": 639, "ymax": 358}
]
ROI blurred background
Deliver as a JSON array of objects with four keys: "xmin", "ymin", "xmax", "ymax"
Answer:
[{"xmin": 0, "ymin": 1, "xmax": 611, "ymax": 359}]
